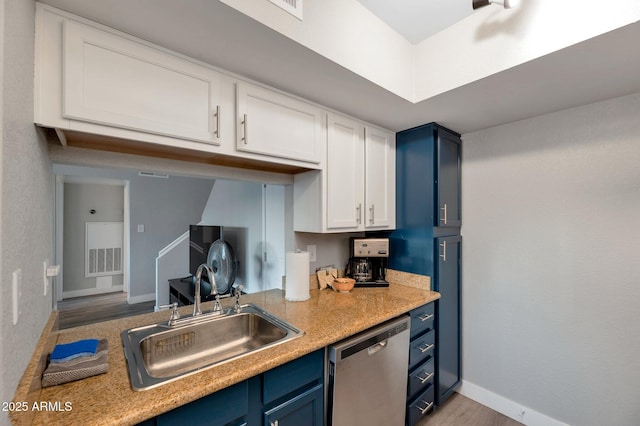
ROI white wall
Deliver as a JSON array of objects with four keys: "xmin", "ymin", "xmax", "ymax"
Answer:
[
  {"xmin": 0, "ymin": 0, "xmax": 54, "ymax": 421},
  {"xmin": 414, "ymin": 0, "xmax": 640, "ymax": 101},
  {"xmin": 219, "ymin": 0, "xmax": 414, "ymax": 101},
  {"xmin": 201, "ymin": 179, "xmax": 265, "ymax": 293},
  {"xmin": 461, "ymin": 92, "xmax": 640, "ymax": 426},
  {"xmin": 220, "ymin": 0, "xmax": 640, "ymax": 104}
]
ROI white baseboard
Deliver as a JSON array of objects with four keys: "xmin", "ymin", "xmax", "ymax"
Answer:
[
  {"xmin": 62, "ymin": 285, "xmax": 124, "ymax": 299},
  {"xmin": 458, "ymin": 380, "xmax": 568, "ymax": 426},
  {"xmin": 127, "ymin": 292, "xmax": 156, "ymax": 304}
]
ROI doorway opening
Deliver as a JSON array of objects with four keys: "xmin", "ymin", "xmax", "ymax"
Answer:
[{"xmin": 54, "ymin": 175, "xmax": 131, "ymax": 309}]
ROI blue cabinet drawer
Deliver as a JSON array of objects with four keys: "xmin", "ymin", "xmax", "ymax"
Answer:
[
  {"xmin": 409, "ymin": 329, "xmax": 435, "ymax": 370},
  {"xmin": 409, "ymin": 303, "xmax": 435, "ymax": 339},
  {"xmin": 407, "ymin": 357, "xmax": 434, "ymax": 399},
  {"xmin": 156, "ymin": 380, "xmax": 248, "ymax": 426},
  {"xmin": 263, "ymin": 349, "xmax": 323, "ymax": 405},
  {"xmin": 406, "ymin": 382, "xmax": 435, "ymax": 426}
]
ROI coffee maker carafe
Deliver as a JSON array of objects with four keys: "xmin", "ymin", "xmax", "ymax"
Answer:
[{"xmin": 346, "ymin": 238, "xmax": 389, "ymax": 287}]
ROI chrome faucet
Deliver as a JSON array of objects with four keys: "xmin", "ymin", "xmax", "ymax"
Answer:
[{"xmin": 194, "ymin": 264, "xmax": 213, "ymax": 317}]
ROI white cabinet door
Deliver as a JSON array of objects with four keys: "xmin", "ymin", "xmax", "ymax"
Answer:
[
  {"xmin": 63, "ymin": 20, "xmax": 222, "ymax": 145},
  {"xmin": 364, "ymin": 126, "xmax": 396, "ymax": 229},
  {"xmin": 326, "ymin": 114, "xmax": 364, "ymax": 230},
  {"xmin": 236, "ymin": 82, "xmax": 323, "ymax": 164}
]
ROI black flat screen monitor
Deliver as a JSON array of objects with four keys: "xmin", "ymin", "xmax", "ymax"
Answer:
[{"xmin": 189, "ymin": 225, "xmax": 221, "ymax": 277}]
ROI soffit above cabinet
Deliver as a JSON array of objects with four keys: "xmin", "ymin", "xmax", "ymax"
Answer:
[{"xmin": 38, "ymin": 0, "xmax": 640, "ymax": 134}]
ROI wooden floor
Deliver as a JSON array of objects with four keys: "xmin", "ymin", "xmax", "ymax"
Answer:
[
  {"xmin": 57, "ymin": 292, "xmax": 155, "ymax": 329},
  {"xmin": 418, "ymin": 392, "xmax": 522, "ymax": 426}
]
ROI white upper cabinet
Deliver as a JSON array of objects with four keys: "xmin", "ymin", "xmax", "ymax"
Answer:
[
  {"xmin": 294, "ymin": 114, "xmax": 395, "ymax": 233},
  {"xmin": 236, "ymin": 82, "xmax": 323, "ymax": 165},
  {"xmin": 326, "ymin": 114, "xmax": 365, "ymax": 229},
  {"xmin": 35, "ymin": 5, "xmax": 323, "ymax": 172},
  {"xmin": 62, "ymin": 20, "xmax": 222, "ymax": 145},
  {"xmin": 364, "ymin": 126, "xmax": 395, "ymax": 228}
]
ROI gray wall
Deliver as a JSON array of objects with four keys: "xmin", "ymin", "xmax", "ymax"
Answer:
[
  {"xmin": 63, "ymin": 182, "xmax": 124, "ymax": 292},
  {"xmin": 54, "ymin": 165, "xmax": 215, "ymax": 299},
  {"xmin": 461, "ymin": 92, "xmax": 640, "ymax": 426},
  {"xmin": 0, "ymin": 0, "xmax": 54, "ymax": 421},
  {"xmin": 201, "ymin": 179, "xmax": 264, "ymax": 293},
  {"xmin": 129, "ymin": 173, "xmax": 213, "ymax": 298}
]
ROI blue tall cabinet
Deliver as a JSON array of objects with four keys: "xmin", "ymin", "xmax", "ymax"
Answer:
[{"xmin": 389, "ymin": 123, "xmax": 462, "ymax": 418}]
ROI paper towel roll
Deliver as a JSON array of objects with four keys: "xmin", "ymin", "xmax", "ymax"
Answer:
[{"xmin": 285, "ymin": 250, "xmax": 310, "ymax": 301}]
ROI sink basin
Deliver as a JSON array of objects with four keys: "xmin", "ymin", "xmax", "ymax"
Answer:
[{"xmin": 121, "ymin": 303, "xmax": 303, "ymax": 390}]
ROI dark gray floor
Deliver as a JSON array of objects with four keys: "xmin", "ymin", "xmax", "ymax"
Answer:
[{"xmin": 57, "ymin": 292, "xmax": 155, "ymax": 329}]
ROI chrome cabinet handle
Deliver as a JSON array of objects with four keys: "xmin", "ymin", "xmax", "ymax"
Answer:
[
  {"xmin": 419, "ymin": 313, "xmax": 433, "ymax": 322},
  {"xmin": 418, "ymin": 371, "xmax": 434, "ymax": 384},
  {"xmin": 440, "ymin": 240, "xmax": 447, "ymax": 262},
  {"xmin": 369, "ymin": 205, "xmax": 375, "ymax": 224},
  {"xmin": 418, "ymin": 343, "xmax": 434, "ymax": 353},
  {"xmin": 214, "ymin": 105, "xmax": 220, "ymax": 138},
  {"xmin": 241, "ymin": 114, "xmax": 248, "ymax": 144},
  {"xmin": 356, "ymin": 203, "xmax": 362, "ymax": 224},
  {"xmin": 440, "ymin": 203, "xmax": 447, "ymax": 224},
  {"xmin": 270, "ymin": 420, "xmax": 278, "ymax": 426},
  {"xmin": 418, "ymin": 401, "xmax": 434, "ymax": 415}
]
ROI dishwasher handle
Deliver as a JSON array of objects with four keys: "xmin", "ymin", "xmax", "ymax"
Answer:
[
  {"xmin": 330, "ymin": 316, "xmax": 409, "ymax": 362},
  {"xmin": 367, "ymin": 339, "xmax": 388, "ymax": 356}
]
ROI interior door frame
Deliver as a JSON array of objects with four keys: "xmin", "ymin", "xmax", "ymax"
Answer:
[{"xmin": 54, "ymin": 175, "xmax": 130, "ymax": 302}]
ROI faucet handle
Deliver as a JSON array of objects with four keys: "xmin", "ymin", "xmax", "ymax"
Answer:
[
  {"xmin": 211, "ymin": 294, "xmax": 223, "ymax": 314},
  {"xmin": 158, "ymin": 302, "xmax": 180, "ymax": 326},
  {"xmin": 233, "ymin": 284, "xmax": 244, "ymax": 313}
]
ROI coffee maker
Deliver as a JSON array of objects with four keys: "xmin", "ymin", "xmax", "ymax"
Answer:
[{"xmin": 346, "ymin": 238, "xmax": 389, "ymax": 287}]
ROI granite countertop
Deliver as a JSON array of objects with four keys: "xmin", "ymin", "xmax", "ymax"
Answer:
[{"xmin": 12, "ymin": 283, "xmax": 439, "ymax": 425}]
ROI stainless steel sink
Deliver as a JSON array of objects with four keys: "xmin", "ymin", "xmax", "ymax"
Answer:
[{"xmin": 121, "ymin": 303, "xmax": 303, "ymax": 390}]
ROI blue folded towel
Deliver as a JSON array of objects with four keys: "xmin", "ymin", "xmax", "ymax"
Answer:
[{"xmin": 50, "ymin": 339, "xmax": 99, "ymax": 363}]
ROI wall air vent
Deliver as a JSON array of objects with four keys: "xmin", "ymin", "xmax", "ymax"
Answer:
[
  {"xmin": 138, "ymin": 171, "xmax": 169, "ymax": 179},
  {"xmin": 268, "ymin": 0, "xmax": 303, "ymax": 20},
  {"xmin": 86, "ymin": 222, "xmax": 123, "ymax": 277}
]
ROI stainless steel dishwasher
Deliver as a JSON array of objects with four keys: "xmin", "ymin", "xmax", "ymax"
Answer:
[{"xmin": 327, "ymin": 315, "xmax": 410, "ymax": 426}]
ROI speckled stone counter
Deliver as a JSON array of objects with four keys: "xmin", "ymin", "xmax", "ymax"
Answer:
[{"xmin": 11, "ymin": 283, "xmax": 439, "ymax": 425}]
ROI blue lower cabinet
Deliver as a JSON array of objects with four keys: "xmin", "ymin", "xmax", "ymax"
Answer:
[
  {"xmin": 407, "ymin": 382, "xmax": 435, "ymax": 426},
  {"xmin": 142, "ymin": 350, "xmax": 324, "ymax": 426},
  {"xmin": 407, "ymin": 357, "xmax": 434, "ymax": 397},
  {"xmin": 408, "ymin": 329, "xmax": 435, "ymax": 370},
  {"xmin": 262, "ymin": 349, "xmax": 324, "ymax": 405},
  {"xmin": 263, "ymin": 384, "xmax": 324, "ymax": 426},
  {"xmin": 155, "ymin": 380, "xmax": 248, "ymax": 426},
  {"xmin": 259, "ymin": 350, "xmax": 324, "ymax": 426}
]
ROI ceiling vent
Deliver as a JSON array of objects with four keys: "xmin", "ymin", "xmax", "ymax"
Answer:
[
  {"xmin": 138, "ymin": 171, "xmax": 169, "ymax": 179},
  {"xmin": 268, "ymin": 0, "xmax": 303, "ymax": 20}
]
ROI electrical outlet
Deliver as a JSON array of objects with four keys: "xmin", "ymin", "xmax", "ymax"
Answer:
[
  {"xmin": 43, "ymin": 260, "xmax": 49, "ymax": 296},
  {"xmin": 307, "ymin": 245, "xmax": 317, "ymax": 262}
]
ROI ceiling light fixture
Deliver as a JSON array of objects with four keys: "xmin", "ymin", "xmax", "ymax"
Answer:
[{"xmin": 472, "ymin": 0, "xmax": 519, "ymax": 10}]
